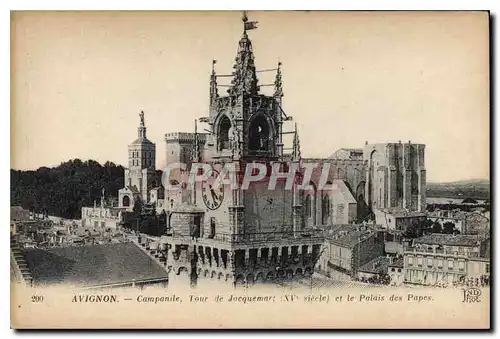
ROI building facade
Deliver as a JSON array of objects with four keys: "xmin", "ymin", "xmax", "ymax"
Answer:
[
  {"xmin": 403, "ymin": 234, "xmax": 489, "ymax": 286},
  {"xmin": 388, "ymin": 257, "xmax": 404, "ymax": 286},
  {"xmin": 81, "ymin": 206, "xmax": 122, "ymax": 230},
  {"xmin": 318, "ymin": 224, "xmax": 385, "ymax": 281},
  {"xmin": 119, "ymin": 111, "xmax": 161, "ymax": 209}
]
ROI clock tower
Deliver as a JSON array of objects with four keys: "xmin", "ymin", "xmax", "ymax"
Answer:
[{"xmin": 164, "ymin": 13, "xmax": 324, "ymax": 290}]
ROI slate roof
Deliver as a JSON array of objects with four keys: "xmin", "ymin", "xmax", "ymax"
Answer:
[
  {"xmin": 324, "ymin": 225, "xmax": 376, "ymax": 248},
  {"xmin": 172, "ymin": 202, "xmax": 204, "ymax": 213},
  {"xmin": 131, "ymin": 137, "xmax": 154, "ymax": 145},
  {"xmin": 358, "ymin": 256, "xmax": 390, "ymax": 274},
  {"xmin": 378, "ymin": 208, "xmax": 426, "ymax": 218},
  {"xmin": 119, "ymin": 185, "xmax": 139, "ymax": 194},
  {"xmin": 388, "ymin": 257, "xmax": 404, "ymax": 268},
  {"xmin": 21, "ymin": 242, "xmax": 168, "ymax": 287}
]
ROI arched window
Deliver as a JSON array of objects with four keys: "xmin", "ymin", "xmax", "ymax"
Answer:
[
  {"xmin": 322, "ymin": 195, "xmax": 330, "ymax": 225},
  {"xmin": 122, "ymin": 195, "xmax": 130, "ymax": 207},
  {"xmin": 305, "ymin": 195, "xmax": 311, "ymax": 218},
  {"xmin": 218, "ymin": 115, "xmax": 231, "ymax": 151},
  {"xmin": 249, "ymin": 115, "xmax": 271, "ymax": 152},
  {"xmin": 310, "ymin": 181, "xmax": 317, "ymax": 223}
]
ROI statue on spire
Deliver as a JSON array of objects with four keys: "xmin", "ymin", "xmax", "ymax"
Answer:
[
  {"xmin": 138, "ymin": 110, "xmax": 147, "ymax": 139},
  {"xmin": 139, "ymin": 110, "xmax": 145, "ymax": 126}
]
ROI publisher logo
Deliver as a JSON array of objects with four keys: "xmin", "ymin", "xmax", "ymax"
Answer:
[{"xmin": 462, "ymin": 288, "xmax": 482, "ymax": 303}]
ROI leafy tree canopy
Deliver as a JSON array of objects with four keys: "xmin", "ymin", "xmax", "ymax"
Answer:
[{"xmin": 11, "ymin": 159, "xmax": 125, "ymax": 219}]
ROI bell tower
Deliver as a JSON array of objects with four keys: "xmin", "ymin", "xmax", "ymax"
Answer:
[
  {"xmin": 202, "ymin": 12, "xmax": 287, "ymax": 163},
  {"xmin": 122, "ymin": 111, "xmax": 158, "ymax": 205},
  {"xmin": 164, "ymin": 12, "xmax": 324, "ymax": 290}
]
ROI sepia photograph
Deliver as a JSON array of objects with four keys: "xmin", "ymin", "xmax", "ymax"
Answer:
[{"xmin": 10, "ymin": 10, "xmax": 490, "ymax": 329}]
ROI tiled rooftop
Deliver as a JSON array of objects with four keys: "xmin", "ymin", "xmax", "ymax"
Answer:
[
  {"xmin": 21, "ymin": 242, "xmax": 168, "ymax": 287},
  {"xmin": 388, "ymin": 257, "xmax": 404, "ymax": 268},
  {"xmin": 323, "ymin": 225, "xmax": 376, "ymax": 248},
  {"xmin": 377, "ymin": 208, "xmax": 426, "ymax": 218},
  {"xmin": 358, "ymin": 256, "xmax": 390, "ymax": 274}
]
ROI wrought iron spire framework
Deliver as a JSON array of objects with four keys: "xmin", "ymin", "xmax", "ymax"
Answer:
[
  {"xmin": 192, "ymin": 119, "xmax": 200, "ymax": 162},
  {"xmin": 274, "ymin": 61, "xmax": 283, "ymax": 101},
  {"xmin": 228, "ymin": 13, "xmax": 260, "ymax": 96},
  {"xmin": 292, "ymin": 123, "xmax": 302, "ymax": 162},
  {"xmin": 209, "ymin": 59, "xmax": 219, "ymax": 110}
]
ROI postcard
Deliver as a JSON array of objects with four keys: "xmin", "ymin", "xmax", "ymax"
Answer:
[{"xmin": 10, "ymin": 10, "xmax": 490, "ymax": 329}]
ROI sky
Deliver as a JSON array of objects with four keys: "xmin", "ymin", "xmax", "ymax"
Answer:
[{"xmin": 11, "ymin": 11, "xmax": 489, "ymax": 182}]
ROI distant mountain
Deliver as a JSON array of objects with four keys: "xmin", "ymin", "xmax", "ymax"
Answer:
[
  {"xmin": 426, "ymin": 179, "xmax": 490, "ymax": 200},
  {"xmin": 428, "ymin": 179, "xmax": 490, "ymax": 186},
  {"xmin": 11, "ymin": 159, "xmax": 125, "ymax": 219}
]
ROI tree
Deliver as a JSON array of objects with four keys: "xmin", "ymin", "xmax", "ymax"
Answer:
[
  {"xmin": 133, "ymin": 198, "xmax": 143, "ymax": 216},
  {"xmin": 11, "ymin": 159, "xmax": 125, "ymax": 219}
]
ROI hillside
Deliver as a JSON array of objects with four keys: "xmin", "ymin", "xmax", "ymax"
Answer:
[
  {"xmin": 426, "ymin": 179, "xmax": 490, "ymax": 200},
  {"xmin": 11, "ymin": 159, "xmax": 125, "ymax": 219}
]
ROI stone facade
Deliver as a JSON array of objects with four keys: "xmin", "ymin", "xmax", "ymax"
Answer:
[
  {"xmin": 364, "ymin": 142, "xmax": 426, "ymax": 213},
  {"xmin": 81, "ymin": 197, "xmax": 122, "ymax": 230},
  {"xmin": 403, "ymin": 234, "xmax": 489, "ymax": 286},
  {"xmin": 163, "ymin": 15, "xmax": 325, "ymax": 288},
  {"xmin": 11, "ymin": 206, "xmax": 31, "ymax": 222},
  {"xmin": 318, "ymin": 224, "xmax": 385, "ymax": 280},
  {"xmin": 373, "ymin": 208, "xmax": 426, "ymax": 232},
  {"xmin": 329, "ymin": 148, "xmax": 364, "ymax": 161},
  {"xmin": 388, "ymin": 257, "xmax": 404, "ymax": 286},
  {"xmin": 119, "ymin": 112, "xmax": 161, "ymax": 209}
]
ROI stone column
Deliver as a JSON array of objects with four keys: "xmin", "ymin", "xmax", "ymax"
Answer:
[
  {"xmin": 292, "ymin": 178, "xmax": 303, "ymax": 235},
  {"xmin": 207, "ymin": 247, "xmax": 213, "ymax": 267},
  {"xmin": 229, "ymin": 163, "xmax": 245, "ymax": 238},
  {"xmin": 304, "ymin": 245, "xmax": 311, "ymax": 265},
  {"xmin": 278, "ymin": 247, "xmax": 283, "ymax": 266},
  {"xmin": 214, "ymin": 248, "xmax": 221, "ymax": 267},
  {"xmin": 244, "ymin": 249, "xmax": 250, "ymax": 269},
  {"xmin": 227, "ymin": 251, "xmax": 235, "ymax": 270}
]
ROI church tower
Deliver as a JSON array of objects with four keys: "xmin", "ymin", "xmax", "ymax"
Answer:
[
  {"xmin": 119, "ymin": 111, "xmax": 158, "ymax": 208},
  {"xmin": 203, "ymin": 13, "xmax": 285, "ymax": 162},
  {"xmin": 165, "ymin": 13, "xmax": 324, "ymax": 290}
]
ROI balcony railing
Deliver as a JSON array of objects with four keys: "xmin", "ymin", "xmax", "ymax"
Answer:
[
  {"xmin": 168, "ymin": 229, "xmax": 324, "ymax": 245},
  {"xmin": 404, "ymin": 246, "xmax": 480, "ymax": 258}
]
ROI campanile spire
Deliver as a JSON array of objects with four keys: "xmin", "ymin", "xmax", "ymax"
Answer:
[{"xmin": 228, "ymin": 12, "xmax": 260, "ymax": 96}]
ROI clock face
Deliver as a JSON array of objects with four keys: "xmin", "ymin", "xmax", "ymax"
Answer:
[{"xmin": 202, "ymin": 170, "xmax": 224, "ymax": 210}]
